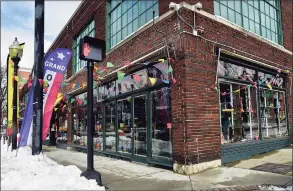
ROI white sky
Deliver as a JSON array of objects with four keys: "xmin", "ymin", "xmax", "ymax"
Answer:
[{"xmin": 1, "ymin": 1, "xmax": 82, "ymax": 69}]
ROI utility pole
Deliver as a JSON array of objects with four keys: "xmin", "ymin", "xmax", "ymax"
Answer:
[{"xmin": 32, "ymin": 0, "xmax": 44, "ymax": 155}]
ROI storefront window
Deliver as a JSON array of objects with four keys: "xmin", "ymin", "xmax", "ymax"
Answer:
[
  {"xmin": 133, "ymin": 95, "xmax": 147, "ymax": 156},
  {"xmin": 116, "ymin": 76, "xmax": 138, "ymax": 95},
  {"xmin": 105, "ymin": 101, "xmax": 116, "ymax": 151},
  {"xmin": 218, "ymin": 61, "xmax": 256, "ymax": 82},
  {"xmin": 258, "ymin": 72, "xmax": 284, "ymax": 88},
  {"xmin": 105, "ymin": 81, "xmax": 116, "ymax": 98},
  {"xmin": 72, "ymin": 106, "xmax": 87, "ymax": 146},
  {"xmin": 260, "ymin": 89, "xmax": 288, "ymax": 138},
  {"xmin": 147, "ymin": 62, "xmax": 170, "ymax": 85},
  {"xmin": 56, "ymin": 116, "xmax": 68, "ymax": 144},
  {"xmin": 117, "ymin": 97, "xmax": 132, "ymax": 153},
  {"xmin": 94, "ymin": 104, "xmax": 103, "ymax": 150},
  {"xmin": 220, "ymin": 81, "xmax": 259, "ymax": 144},
  {"xmin": 151, "ymin": 87, "xmax": 172, "ymax": 159},
  {"xmin": 134, "ymin": 69, "xmax": 149, "ymax": 89}
]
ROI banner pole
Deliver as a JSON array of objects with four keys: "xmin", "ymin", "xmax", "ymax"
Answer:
[{"xmin": 32, "ymin": 0, "xmax": 44, "ymax": 155}]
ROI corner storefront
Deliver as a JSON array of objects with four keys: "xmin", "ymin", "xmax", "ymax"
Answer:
[
  {"xmin": 55, "ymin": 60, "xmax": 173, "ymax": 167},
  {"xmin": 218, "ymin": 52, "xmax": 291, "ymax": 164}
]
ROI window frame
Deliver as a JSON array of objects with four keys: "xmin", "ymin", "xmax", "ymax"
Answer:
[
  {"xmin": 72, "ymin": 19, "xmax": 95, "ymax": 74},
  {"xmin": 214, "ymin": 0, "xmax": 283, "ymax": 45},
  {"xmin": 106, "ymin": 0, "xmax": 159, "ymax": 51}
]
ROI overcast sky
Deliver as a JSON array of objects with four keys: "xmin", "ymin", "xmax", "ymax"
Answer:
[{"xmin": 1, "ymin": 1, "xmax": 82, "ymax": 69}]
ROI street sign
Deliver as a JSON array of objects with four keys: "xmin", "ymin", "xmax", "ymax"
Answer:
[{"xmin": 79, "ymin": 36, "xmax": 105, "ymax": 62}]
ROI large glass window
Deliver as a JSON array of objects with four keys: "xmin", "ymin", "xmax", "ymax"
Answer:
[
  {"xmin": 117, "ymin": 97, "xmax": 132, "ymax": 153},
  {"xmin": 73, "ymin": 20, "xmax": 95, "ymax": 74},
  {"xmin": 151, "ymin": 87, "xmax": 172, "ymax": 159},
  {"xmin": 220, "ymin": 81, "xmax": 259, "ymax": 144},
  {"xmin": 214, "ymin": 0, "xmax": 282, "ymax": 44},
  {"xmin": 105, "ymin": 101, "xmax": 116, "ymax": 151},
  {"xmin": 107, "ymin": 0, "xmax": 159, "ymax": 49},
  {"xmin": 259, "ymin": 89, "xmax": 288, "ymax": 138},
  {"xmin": 94, "ymin": 104, "xmax": 103, "ymax": 150},
  {"xmin": 72, "ymin": 106, "xmax": 87, "ymax": 146}
]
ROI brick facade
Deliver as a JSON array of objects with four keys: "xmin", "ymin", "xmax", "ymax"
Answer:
[{"xmin": 20, "ymin": 0, "xmax": 292, "ymax": 172}]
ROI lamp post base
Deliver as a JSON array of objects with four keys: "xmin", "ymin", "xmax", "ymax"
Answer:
[{"xmin": 80, "ymin": 169, "xmax": 102, "ymax": 186}]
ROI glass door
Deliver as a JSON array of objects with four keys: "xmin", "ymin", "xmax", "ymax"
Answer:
[{"xmin": 133, "ymin": 95, "xmax": 147, "ymax": 157}]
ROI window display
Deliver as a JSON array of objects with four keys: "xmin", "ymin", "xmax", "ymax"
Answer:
[
  {"xmin": 151, "ymin": 87, "xmax": 172, "ymax": 159},
  {"xmin": 220, "ymin": 82, "xmax": 259, "ymax": 144},
  {"xmin": 117, "ymin": 97, "xmax": 132, "ymax": 153},
  {"xmin": 94, "ymin": 104, "xmax": 103, "ymax": 150},
  {"xmin": 105, "ymin": 101, "xmax": 116, "ymax": 151},
  {"xmin": 56, "ymin": 116, "xmax": 67, "ymax": 144},
  {"xmin": 260, "ymin": 89, "xmax": 288, "ymax": 138},
  {"xmin": 72, "ymin": 106, "xmax": 87, "ymax": 146}
]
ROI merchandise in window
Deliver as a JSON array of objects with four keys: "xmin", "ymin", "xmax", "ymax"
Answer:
[
  {"xmin": 117, "ymin": 97, "xmax": 132, "ymax": 153},
  {"xmin": 72, "ymin": 106, "xmax": 87, "ymax": 146},
  {"xmin": 260, "ymin": 89, "xmax": 288, "ymax": 138},
  {"xmin": 94, "ymin": 104, "xmax": 103, "ymax": 150},
  {"xmin": 108, "ymin": 0, "xmax": 159, "ymax": 49},
  {"xmin": 105, "ymin": 101, "xmax": 116, "ymax": 151},
  {"xmin": 220, "ymin": 82, "xmax": 259, "ymax": 144},
  {"xmin": 56, "ymin": 116, "xmax": 67, "ymax": 144},
  {"xmin": 151, "ymin": 87, "xmax": 172, "ymax": 159},
  {"xmin": 214, "ymin": 0, "xmax": 282, "ymax": 44}
]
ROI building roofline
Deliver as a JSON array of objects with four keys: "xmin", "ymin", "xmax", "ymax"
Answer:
[{"xmin": 45, "ymin": 0, "xmax": 84, "ymax": 55}]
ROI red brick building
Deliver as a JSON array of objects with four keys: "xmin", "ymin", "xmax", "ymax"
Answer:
[{"xmin": 21, "ymin": 0, "xmax": 292, "ymax": 174}]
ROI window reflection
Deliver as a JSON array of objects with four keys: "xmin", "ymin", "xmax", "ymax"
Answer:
[
  {"xmin": 105, "ymin": 81, "xmax": 116, "ymax": 98},
  {"xmin": 220, "ymin": 82, "xmax": 259, "ymax": 144},
  {"xmin": 116, "ymin": 76, "xmax": 137, "ymax": 95},
  {"xmin": 151, "ymin": 87, "xmax": 172, "ymax": 159},
  {"xmin": 72, "ymin": 106, "xmax": 87, "ymax": 146},
  {"xmin": 260, "ymin": 89, "xmax": 288, "ymax": 138},
  {"xmin": 134, "ymin": 95, "xmax": 147, "ymax": 156},
  {"xmin": 105, "ymin": 101, "xmax": 116, "ymax": 151},
  {"xmin": 117, "ymin": 97, "xmax": 132, "ymax": 153},
  {"xmin": 94, "ymin": 104, "xmax": 103, "ymax": 150}
]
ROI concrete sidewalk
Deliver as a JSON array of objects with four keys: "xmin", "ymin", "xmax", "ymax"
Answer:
[{"xmin": 43, "ymin": 146, "xmax": 292, "ymax": 190}]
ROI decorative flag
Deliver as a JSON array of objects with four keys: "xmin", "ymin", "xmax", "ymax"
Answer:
[
  {"xmin": 249, "ymin": 107, "xmax": 254, "ymax": 113},
  {"xmin": 28, "ymin": 79, "xmax": 33, "ymax": 88},
  {"xmin": 117, "ymin": 71, "xmax": 125, "ymax": 81},
  {"xmin": 54, "ymin": 108, "xmax": 58, "ymax": 111},
  {"xmin": 277, "ymin": 68, "xmax": 281, "ymax": 73},
  {"xmin": 66, "ymin": 95, "xmax": 70, "ymax": 100},
  {"xmin": 7, "ymin": 55, "xmax": 14, "ymax": 134},
  {"xmin": 18, "ymin": 81, "xmax": 35, "ymax": 147},
  {"xmin": 84, "ymin": 100, "xmax": 88, "ymax": 105},
  {"xmin": 14, "ymin": 76, "xmax": 19, "ymax": 81},
  {"xmin": 221, "ymin": 92, "xmax": 227, "ymax": 96},
  {"xmin": 38, "ymin": 79, "xmax": 44, "ymax": 86},
  {"xmin": 162, "ymin": 80, "xmax": 170, "ymax": 84},
  {"xmin": 266, "ymin": 82, "xmax": 272, "ymax": 90},
  {"xmin": 168, "ymin": 65, "xmax": 173, "ymax": 73},
  {"xmin": 149, "ymin": 77, "xmax": 157, "ymax": 86},
  {"xmin": 158, "ymin": 59, "xmax": 164, "ymax": 62},
  {"xmin": 253, "ymin": 82, "xmax": 257, "ymax": 88},
  {"xmin": 133, "ymin": 74, "xmax": 141, "ymax": 82},
  {"xmin": 71, "ymin": 98, "xmax": 75, "ymax": 103},
  {"xmin": 172, "ymin": 78, "xmax": 177, "ymax": 84},
  {"xmin": 234, "ymin": 89, "xmax": 240, "ymax": 93},
  {"xmin": 240, "ymin": 108, "xmax": 245, "ymax": 113},
  {"xmin": 168, "ymin": 58, "xmax": 174, "ymax": 63},
  {"xmin": 57, "ymin": 93, "xmax": 63, "ymax": 98},
  {"xmin": 106, "ymin": 62, "xmax": 114, "ymax": 67},
  {"xmin": 98, "ymin": 70, "xmax": 104, "ymax": 74},
  {"xmin": 72, "ymin": 83, "xmax": 76, "ymax": 88},
  {"xmin": 62, "ymin": 96, "xmax": 66, "ymax": 101},
  {"xmin": 82, "ymin": 83, "xmax": 87, "ymax": 88},
  {"xmin": 42, "ymin": 48, "xmax": 72, "ymax": 141}
]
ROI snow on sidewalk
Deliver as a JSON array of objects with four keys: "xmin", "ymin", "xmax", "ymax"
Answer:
[
  {"xmin": 1, "ymin": 142, "xmax": 104, "ymax": 190},
  {"xmin": 259, "ymin": 185, "xmax": 293, "ymax": 191}
]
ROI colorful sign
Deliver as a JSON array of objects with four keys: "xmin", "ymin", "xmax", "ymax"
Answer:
[
  {"xmin": 43, "ymin": 48, "xmax": 72, "ymax": 141},
  {"xmin": 18, "ymin": 48, "xmax": 71, "ymax": 147}
]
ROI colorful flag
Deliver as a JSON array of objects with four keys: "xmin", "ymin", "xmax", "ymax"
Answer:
[
  {"xmin": 42, "ymin": 49, "xmax": 72, "ymax": 141},
  {"xmin": 7, "ymin": 55, "xmax": 14, "ymax": 134}
]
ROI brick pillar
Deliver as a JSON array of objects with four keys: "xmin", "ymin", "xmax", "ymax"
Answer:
[{"xmin": 173, "ymin": 34, "xmax": 222, "ymax": 175}]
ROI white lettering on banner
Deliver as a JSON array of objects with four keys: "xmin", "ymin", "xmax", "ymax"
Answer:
[
  {"xmin": 44, "ymin": 61, "xmax": 66, "ymax": 71},
  {"xmin": 43, "ymin": 70, "xmax": 56, "ymax": 113}
]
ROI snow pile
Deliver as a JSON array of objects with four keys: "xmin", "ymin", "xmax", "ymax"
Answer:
[
  {"xmin": 1, "ymin": 142, "xmax": 104, "ymax": 190},
  {"xmin": 259, "ymin": 185, "xmax": 292, "ymax": 191}
]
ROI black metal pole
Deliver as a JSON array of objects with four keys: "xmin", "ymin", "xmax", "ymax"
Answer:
[
  {"xmin": 80, "ymin": 61, "xmax": 102, "ymax": 186},
  {"xmin": 32, "ymin": 0, "xmax": 44, "ymax": 155},
  {"xmin": 12, "ymin": 58, "xmax": 19, "ymax": 150},
  {"xmin": 87, "ymin": 61, "xmax": 94, "ymax": 170}
]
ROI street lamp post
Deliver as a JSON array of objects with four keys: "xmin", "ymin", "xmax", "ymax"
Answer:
[{"xmin": 9, "ymin": 37, "xmax": 23, "ymax": 150}]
